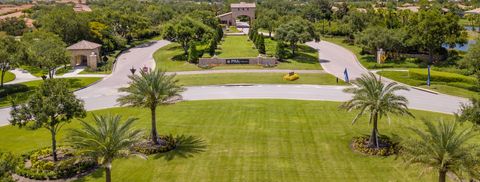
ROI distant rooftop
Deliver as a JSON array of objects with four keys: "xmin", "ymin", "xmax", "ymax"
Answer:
[
  {"xmin": 231, "ymin": 2, "xmax": 255, "ymax": 8},
  {"xmin": 67, "ymin": 40, "xmax": 101, "ymax": 50}
]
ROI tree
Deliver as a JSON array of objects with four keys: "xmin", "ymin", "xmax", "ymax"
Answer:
[
  {"xmin": 68, "ymin": 114, "xmax": 143, "ymax": 182},
  {"xmin": 256, "ymin": 9, "xmax": 278, "ymax": 37},
  {"xmin": 188, "ymin": 43, "xmax": 200, "ymax": 63},
  {"xmin": 341, "ymin": 73, "xmax": 412, "ymax": 148},
  {"xmin": 456, "ymin": 98, "xmax": 480, "ymax": 127},
  {"xmin": 117, "ymin": 69, "xmax": 184, "ymax": 145},
  {"xmin": 10, "ymin": 79, "xmax": 86, "ymax": 161},
  {"xmin": 355, "ymin": 26, "xmax": 405, "ymax": 59},
  {"xmin": 257, "ymin": 35, "xmax": 266, "ymax": 54},
  {"xmin": 463, "ymin": 40, "xmax": 480, "ymax": 88},
  {"xmin": 401, "ymin": 119, "xmax": 480, "ymax": 182},
  {"xmin": 275, "ymin": 41, "xmax": 287, "ymax": 60},
  {"xmin": 35, "ymin": 5, "xmax": 91, "ymax": 44},
  {"xmin": 0, "ymin": 17, "xmax": 27, "ymax": 36},
  {"xmin": 0, "ymin": 36, "xmax": 23, "ymax": 87},
  {"xmin": 275, "ymin": 18, "xmax": 319, "ymax": 56},
  {"xmin": 22, "ymin": 31, "xmax": 70, "ymax": 79},
  {"xmin": 408, "ymin": 9, "xmax": 465, "ymax": 64},
  {"xmin": 162, "ymin": 17, "xmax": 213, "ymax": 55},
  {"xmin": 208, "ymin": 38, "xmax": 217, "ymax": 56}
]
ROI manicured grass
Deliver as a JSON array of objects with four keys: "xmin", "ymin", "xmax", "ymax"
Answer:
[
  {"xmin": 20, "ymin": 65, "xmax": 47, "ymax": 77},
  {"xmin": 225, "ymin": 26, "xmax": 240, "ymax": 33},
  {"xmin": 216, "ymin": 36, "xmax": 259, "ymax": 58},
  {"xmin": 0, "ymin": 77, "xmax": 101, "ymax": 107},
  {"xmin": 378, "ymin": 70, "xmax": 478, "ymax": 98},
  {"xmin": 0, "ymin": 100, "xmax": 453, "ymax": 181},
  {"xmin": 265, "ymin": 38, "xmax": 322, "ymax": 70},
  {"xmin": 154, "ymin": 38, "xmax": 322, "ymax": 71},
  {"xmin": 176, "ymin": 73, "xmax": 346, "ymax": 86},
  {"xmin": 2, "ymin": 71, "xmax": 15, "ymax": 83},
  {"xmin": 322, "ymin": 37, "xmax": 419, "ymax": 69}
]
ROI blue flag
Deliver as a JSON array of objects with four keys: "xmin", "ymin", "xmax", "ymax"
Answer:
[
  {"xmin": 344, "ymin": 68, "xmax": 349, "ymax": 83},
  {"xmin": 427, "ymin": 65, "xmax": 431, "ymax": 86}
]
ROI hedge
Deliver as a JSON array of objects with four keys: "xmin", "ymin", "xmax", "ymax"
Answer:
[{"xmin": 409, "ymin": 69, "xmax": 477, "ymax": 85}]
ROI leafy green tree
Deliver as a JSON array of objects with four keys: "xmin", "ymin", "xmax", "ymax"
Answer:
[
  {"xmin": 275, "ymin": 18, "xmax": 319, "ymax": 56},
  {"xmin": 302, "ymin": 0, "xmax": 332, "ymax": 23},
  {"xmin": 188, "ymin": 43, "xmax": 200, "ymax": 63},
  {"xmin": 68, "ymin": 114, "xmax": 143, "ymax": 182},
  {"xmin": 0, "ymin": 36, "xmax": 24, "ymax": 87},
  {"xmin": 456, "ymin": 98, "xmax": 480, "ymax": 127},
  {"xmin": 275, "ymin": 41, "xmax": 287, "ymax": 60},
  {"xmin": 162, "ymin": 17, "xmax": 212, "ymax": 55},
  {"xmin": 22, "ymin": 31, "xmax": 70, "ymax": 79},
  {"xmin": 401, "ymin": 119, "xmax": 480, "ymax": 182},
  {"xmin": 355, "ymin": 26, "xmax": 405, "ymax": 59},
  {"xmin": 0, "ymin": 17, "xmax": 27, "ymax": 36},
  {"xmin": 256, "ymin": 9, "xmax": 278, "ymax": 37},
  {"xmin": 10, "ymin": 79, "xmax": 86, "ymax": 161},
  {"xmin": 408, "ymin": 9, "xmax": 465, "ymax": 64},
  {"xmin": 208, "ymin": 38, "xmax": 217, "ymax": 56},
  {"xmin": 117, "ymin": 69, "xmax": 184, "ymax": 145},
  {"xmin": 463, "ymin": 40, "xmax": 480, "ymax": 88},
  {"xmin": 341, "ymin": 73, "xmax": 412, "ymax": 148},
  {"xmin": 35, "ymin": 5, "xmax": 90, "ymax": 44},
  {"xmin": 257, "ymin": 35, "xmax": 266, "ymax": 54}
]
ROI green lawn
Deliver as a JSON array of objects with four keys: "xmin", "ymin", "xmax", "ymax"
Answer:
[
  {"xmin": 225, "ymin": 26, "xmax": 241, "ymax": 33},
  {"xmin": 0, "ymin": 77, "xmax": 101, "ymax": 107},
  {"xmin": 20, "ymin": 65, "xmax": 47, "ymax": 77},
  {"xmin": 154, "ymin": 36, "xmax": 322, "ymax": 71},
  {"xmin": 0, "ymin": 100, "xmax": 453, "ymax": 181},
  {"xmin": 216, "ymin": 36, "xmax": 259, "ymax": 58},
  {"xmin": 176, "ymin": 73, "xmax": 346, "ymax": 86},
  {"xmin": 2, "ymin": 71, "xmax": 15, "ymax": 83},
  {"xmin": 378, "ymin": 70, "xmax": 478, "ymax": 98},
  {"xmin": 322, "ymin": 37, "xmax": 419, "ymax": 69}
]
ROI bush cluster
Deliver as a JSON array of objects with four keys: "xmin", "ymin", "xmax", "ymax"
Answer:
[
  {"xmin": 351, "ymin": 136, "xmax": 398, "ymax": 156},
  {"xmin": 133, "ymin": 135, "xmax": 177, "ymax": 155},
  {"xmin": 409, "ymin": 69, "xmax": 477, "ymax": 85},
  {"xmin": 0, "ymin": 84, "xmax": 29, "ymax": 98},
  {"xmin": 15, "ymin": 147, "xmax": 96, "ymax": 180}
]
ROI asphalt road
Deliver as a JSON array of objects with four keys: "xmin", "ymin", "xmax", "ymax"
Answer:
[{"xmin": 0, "ymin": 40, "xmax": 469, "ymax": 126}]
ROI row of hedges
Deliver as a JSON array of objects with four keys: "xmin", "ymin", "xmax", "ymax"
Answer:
[{"xmin": 409, "ymin": 68, "xmax": 477, "ymax": 85}]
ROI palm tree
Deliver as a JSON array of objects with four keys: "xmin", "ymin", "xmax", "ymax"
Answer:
[
  {"xmin": 67, "ymin": 114, "xmax": 143, "ymax": 182},
  {"xmin": 341, "ymin": 72, "xmax": 412, "ymax": 148},
  {"xmin": 117, "ymin": 69, "xmax": 184, "ymax": 145},
  {"xmin": 401, "ymin": 119, "xmax": 480, "ymax": 182}
]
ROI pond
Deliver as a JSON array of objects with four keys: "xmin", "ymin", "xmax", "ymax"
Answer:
[{"xmin": 443, "ymin": 40, "xmax": 476, "ymax": 52}]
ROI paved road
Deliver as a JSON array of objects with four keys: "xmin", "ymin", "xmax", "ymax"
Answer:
[
  {"xmin": 0, "ymin": 40, "xmax": 171, "ymax": 126},
  {"xmin": 0, "ymin": 40, "xmax": 469, "ymax": 126},
  {"xmin": 306, "ymin": 41, "xmax": 468, "ymax": 114}
]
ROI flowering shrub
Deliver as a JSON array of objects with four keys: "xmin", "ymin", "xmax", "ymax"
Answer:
[
  {"xmin": 284, "ymin": 72, "xmax": 300, "ymax": 81},
  {"xmin": 15, "ymin": 147, "xmax": 96, "ymax": 180},
  {"xmin": 350, "ymin": 136, "xmax": 398, "ymax": 156},
  {"xmin": 133, "ymin": 135, "xmax": 177, "ymax": 155}
]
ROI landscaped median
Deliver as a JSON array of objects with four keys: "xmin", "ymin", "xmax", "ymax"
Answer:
[
  {"xmin": 377, "ymin": 69, "xmax": 478, "ymax": 98},
  {"xmin": 0, "ymin": 100, "xmax": 454, "ymax": 181},
  {"xmin": 154, "ymin": 35, "xmax": 322, "ymax": 71},
  {"xmin": 0, "ymin": 77, "xmax": 102, "ymax": 107},
  {"xmin": 175, "ymin": 72, "xmax": 346, "ymax": 86}
]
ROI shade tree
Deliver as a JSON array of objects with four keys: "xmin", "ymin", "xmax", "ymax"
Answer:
[
  {"xmin": 275, "ymin": 17, "xmax": 319, "ymax": 56},
  {"xmin": 0, "ymin": 36, "xmax": 24, "ymax": 87}
]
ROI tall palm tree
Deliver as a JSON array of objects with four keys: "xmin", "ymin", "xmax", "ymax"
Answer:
[
  {"xmin": 341, "ymin": 72, "xmax": 412, "ymax": 148},
  {"xmin": 67, "ymin": 114, "xmax": 143, "ymax": 182},
  {"xmin": 402, "ymin": 119, "xmax": 480, "ymax": 182},
  {"xmin": 117, "ymin": 69, "xmax": 184, "ymax": 145}
]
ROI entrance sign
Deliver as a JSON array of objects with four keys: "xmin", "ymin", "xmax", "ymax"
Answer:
[{"xmin": 226, "ymin": 59, "xmax": 249, "ymax": 64}]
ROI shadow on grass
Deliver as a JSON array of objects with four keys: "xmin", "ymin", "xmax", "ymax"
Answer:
[{"xmin": 153, "ymin": 135, "xmax": 207, "ymax": 161}]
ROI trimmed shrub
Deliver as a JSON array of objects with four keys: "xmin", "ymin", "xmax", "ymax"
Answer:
[
  {"xmin": 350, "ymin": 136, "xmax": 398, "ymax": 156},
  {"xmin": 409, "ymin": 69, "xmax": 477, "ymax": 85},
  {"xmin": 15, "ymin": 147, "xmax": 96, "ymax": 180},
  {"xmin": 133, "ymin": 135, "xmax": 177, "ymax": 155}
]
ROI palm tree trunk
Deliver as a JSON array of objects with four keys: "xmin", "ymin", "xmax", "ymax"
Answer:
[
  {"xmin": 105, "ymin": 164, "xmax": 112, "ymax": 182},
  {"xmin": 368, "ymin": 113, "xmax": 379, "ymax": 148},
  {"xmin": 50, "ymin": 129, "xmax": 58, "ymax": 161},
  {"xmin": 151, "ymin": 106, "xmax": 159, "ymax": 145},
  {"xmin": 438, "ymin": 170, "xmax": 446, "ymax": 182}
]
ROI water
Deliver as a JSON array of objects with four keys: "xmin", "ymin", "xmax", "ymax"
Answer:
[{"xmin": 441, "ymin": 26, "xmax": 478, "ymax": 51}]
